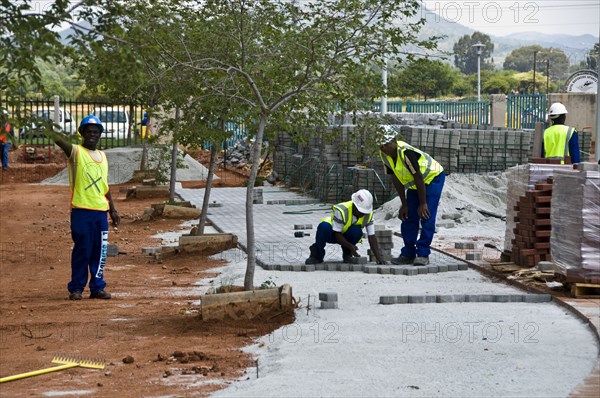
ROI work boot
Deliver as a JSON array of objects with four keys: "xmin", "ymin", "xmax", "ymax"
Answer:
[
  {"xmin": 304, "ymin": 245, "xmax": 323, "ymax": 265},
  {"xmin": 391, "ymin": 255, "xmax": 414, "ymax": 265},
  {"xmin": 69, "ymin": 291, "xmax": 83, "ymax": 301},
  {"xmin": 90, "ymin": 290, "xmax": 112, "ymax": 299},
  {"xmin": 413, "ymin": 256, "xmax": 430, "ymax": 266}
]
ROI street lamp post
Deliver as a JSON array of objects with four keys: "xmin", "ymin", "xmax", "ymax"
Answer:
[
  {"xmin": 546, "ymin": 59, "xmax": 550, "ymax": 96},
  {"xmin": 532, "ymin": 50, "xmax": 539, "ymax": 94},
  {"xmin": 472, "ymin": 43, "xmax": 485, "ymax": 102}
]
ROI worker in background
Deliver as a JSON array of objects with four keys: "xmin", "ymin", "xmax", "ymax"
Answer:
[
  {"xmin": 542, "ymin": 102, "xmax": 580, "ymax": 164},
  {"xmin": 46, "ymin": 115, "xmax": 120, "ymax": 300},
  {"xmin": 0, "ymin": 109, "xmax": 15, "ymax": 171},
  {"xmin": 304, "ymin": 189, "xmax": 388, "ymax": 265},
  {"xmin": 379, "ymin": 139, "xmax": 445, "ymax": 266}
]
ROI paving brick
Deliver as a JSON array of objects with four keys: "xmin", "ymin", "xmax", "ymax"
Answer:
[
  {"xmin": 458, "ymin": 263, "xmax": 469, "ymax": 271},
  {"xmin": 326, "ymin": 263, "xmax": 337, "ymax": 271},
  {"xmin": 351, "ymin": 264, "xmax": 364, "ymax": 272},
  {"xmin": 395, "ymin": 296, "xmax": 409, "ymax": 304},
  {"xmin": 447, "ymin": 264, "xmax": 459, "ymax": 272},
  {"xmin": 508, "ymin": 294, "xmax": 526, "ymax": 302},
  {"xmin": 107, "ymin": 244, "xmax": 119, "ymax": 257},
  {"xmin": 466, "ymin": 251, "xmax": 482, "ymax": 261},
  {"xmin": 319, "ymin": 292, "xmax": 338, "ymax": 302},
  {"xmin": 364, "ymin": 266, "xmax": 378, "ymax": 274},
  {"xmin": 349, "ymin": 256, "xmax": 368, "ymax": 264},
  {"xmin": 405, "ymin": 268, "xmax": 418, "ymax": 276},
  {"xmin": 279, "ymin": 265, "xmax": 292, "ymax": 272},
  {"xmin": 465, "ymin": 295, "xmax": 482, "ymax": 302},
  {"xmin": 523, "ymin": 294, "xmax": 552, "ymax": 303},
  {"xmin": 426, "ymin": 265, "xmax": 439, "ymax": 273},
  {"xmin": 416, "ymin": 266, "xmax": 428, "ymax": 274},
  {"xmin": 437, "ymin": 294, "xmax": 466, "ymax": 303},
  {"xmin": 315, "ymin": 263, "xmax": 326, "ymax": 271},
  {"xmin": 378, "ymin": 266, "xmax": 391, "ymax": 274},
  {"xmin": 409, "ymin": 295, "xmax": 436, "ymax": 303},
  {"xmin": 437, "ymin": 264, "xmax": 449, "ymax": 273},
  {"xmin": 494, "ymin": 294, "xmax": 512, "ymax": 302},
  {"xmin": 480, "ymin": 294, "xmax": 496, "ymax": 302},
  {"xmin": 390, "ymin": 266, "xmax": 405, "ymax": 275},
  {"xmin": 302, "ymin": 264, "xmax": 316, "ymax": 272},
  {"xmin": 337, "ymin": 264, "xmax": 350, "ymax": 272},
  {"xmin": 142, "ymin": 247, "xmax": 161, "ymax": 254},
  {"xmin": 379, "ymin": 296, "xmax": 397, "ymax": 305},
  {"xmin": 455, "ymin": 242, "xmax": 476, "ymax": 250},
  {"xmin": 320, "ymin": 301, "xmax": 339, "ymax": 309}
]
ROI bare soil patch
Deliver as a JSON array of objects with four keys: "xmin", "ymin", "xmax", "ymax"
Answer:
[{"xmin": 0, "ymin": 154, "xmax": 293, "ymax": 397}]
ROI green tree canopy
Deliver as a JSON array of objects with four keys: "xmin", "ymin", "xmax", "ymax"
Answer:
[
  {"xmin": 390, "ymin": 59, "xmax": 455, "ymax": 100},
  {"xmin": 453, "ymin": 32, "xmax": 494, "ymax": 74},
  {"xmin": 503, "ymin": 45, "xmax": 569, "ymax": 80}
]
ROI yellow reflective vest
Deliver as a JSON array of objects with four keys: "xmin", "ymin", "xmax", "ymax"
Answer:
[
  {"xmin": 379, "ymin": 141, "xmax": 443, "ymax": 189},
  {"xmin": 69, "ymin": 145, "xmax": 109, "ymax": 210},
  {"xmin": 543, "ymin": 124, "xmax": 574, "ymax": 164},
  {"xmin": 321, "ymin": 201, "xmax": 373, "ymax": 234}
]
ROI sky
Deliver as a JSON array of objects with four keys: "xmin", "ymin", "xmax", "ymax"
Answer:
[{"xmin": 420, "ymin": 0, "xmax": 600, "ymax": 37}]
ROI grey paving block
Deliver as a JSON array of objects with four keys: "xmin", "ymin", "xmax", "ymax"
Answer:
[
  {"xmin": 390, "ymin": 266, "xmax": 405, "ymax": 275},
  {"xmin": 447, "ymin": 263, "xmax": 459, "ymax": 272},
  {"xmin": 537, "ymin": 261, "xmax": 554, "ymax": 272},
  {"xmin": 326, "ymin": 263, "xmax": 337, "ymax": 271},
  {"xmin": 455, "ymin": 242, "xmax": 476, "ymax": 249},
  {"xmin": 302, "ymin": 264, "xmax": 316, "ymax": 272},
  {"xmin": 380, "ymin": 296, "xmax": 397, "ymax": 305},
  {"xmin": 364, "ymin": 266, "xmax": 378, "ymax": 274},
  {"xmin": 262, "ymin": 263, "xmax": 276, "ymax": 270},
  {"xmin": 319, "ymin": 292, "xmax": 338, "ymax": 302},
  {"xmin": 458, "ymin": 263, "xmax": 469, "ymax": 271},
  {"xmin": 107, "ymin": 244, "xmax": 118, "ymax": 257},
  {"xmin": 378, "ymin": 266, "xmax": 391, "ymax": 274},
  {"xmin": 279, "ymin": 264, "xmax": 293, "ymax": 272},
  {"xmin": 494, "ymin": 294, "xmax": 512, "ymax": 303},
  {"xmin": 465, "ymin": 295, "xmax": 482, "ymax": 302},
  {"xmin": 437, "ymin": 294, "xmax": 466, "ymax": 303},
  {"xmin": 337, "ymin": 264, "xmax": 351, "ymax": 272},
  {"xmin": 142, "ymin": 247, "xmax": 161, "ymax": 254},
  {"xmin": 396, "ymin": 296, "xmax": 409, "ymax": 304},
  {"xmin": 466, "ymin": 251, "xmax": 482, "ymax": 261},
  {"xmin": 437, "ymin": 264, "xmax": 449, "ymax": 273},
  {"xmin": 426, "ymin": 265, "xmax": 439, "ymax": 273},
  {"xmin": 351, "ymin": 264, "xmax": 364, "ymax": 272},
  {"xmin": 320, "ymin": 301, "xmax": 339, "ymax": 309},
  {"xmin": 349, "ymin": 256, "xmax": 368, "ymax": 264},
  {"xmin": 315, "ymin": 263, "xmax": 326, "ymax": 271},
  {"xmin": 416, "ymin": 266, "xmax": 428, "ymax": 274},
  {"xmin": 290, "ymin": 265, "xmax": 303, "ymax": 272},
  {"xmin": 508, "ymin": 294, "xmax": 526, "ymax": 302},
  {"xmin": 405, "ymin": 268, "xmax": 418, "ymax": 276},
  {"xmin": 409, "ymin": 295, "xmax": 436, "ymax": 304},
  {"xmin": 480, "ymin": 294, "xmax": 496, "ymax": 302},
  {"xmin": 523, "ymin": 294, "xmax": 552, "ymax": 303}
]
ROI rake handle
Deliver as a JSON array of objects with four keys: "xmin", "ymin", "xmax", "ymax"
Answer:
[{"xmin": 0, "ymin": 364, "xmax": 78, "ymax": 383}]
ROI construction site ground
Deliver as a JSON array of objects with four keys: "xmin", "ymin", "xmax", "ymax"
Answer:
[{"xmin": 0, "ymin": 147, "xmax": 598, "ymax": 397}]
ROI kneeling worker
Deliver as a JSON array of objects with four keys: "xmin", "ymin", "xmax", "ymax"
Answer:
[{"xmin": 304, "ymin": 189, "xmax": 387, "ymax": 265}]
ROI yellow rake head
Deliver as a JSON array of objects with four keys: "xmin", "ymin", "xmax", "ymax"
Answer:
[{"xmin": 52, "ymin": 354, "xmax": 105, "ymax": 369}]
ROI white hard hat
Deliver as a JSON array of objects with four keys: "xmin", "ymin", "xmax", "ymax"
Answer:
[
  {"xmin": 351, "ymin": 189, "xmax": 373, "ymax": 214},
  {"xmin": 548, "ymin": 103, "xmax": 568, "ymax": 119}
]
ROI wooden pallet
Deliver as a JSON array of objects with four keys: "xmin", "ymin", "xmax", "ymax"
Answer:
[{"xmin": 570, "ymin": 283, "xmax": 600, "ymax": 298}]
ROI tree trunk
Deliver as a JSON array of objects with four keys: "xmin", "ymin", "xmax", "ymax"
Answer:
[
  {"xmin": 197, "ymin": 125, "xmax": 221, "ymax": 234},
  {"xmin": 243, "ymin": 113, "xmax": 267, "ymax": 291},
  {"xmin": 168, "ymin": 107, "xmax": 180, "ymax": 202}
]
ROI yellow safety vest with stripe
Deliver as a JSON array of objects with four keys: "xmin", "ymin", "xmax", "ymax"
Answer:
[
  {"xmin": 321, "ymin": 201, "xmax": 373, "ymax": 234},
  {"xmin": 379, "ymin": 141, "xmax": 443, "ymax": 189},
  {"xmin": 543, "ymin": 125, "xmax": 574, "ymax": 164},
  {"xmin": 69, "ymin": 145, "xmax": 109, "ymax": 210}
]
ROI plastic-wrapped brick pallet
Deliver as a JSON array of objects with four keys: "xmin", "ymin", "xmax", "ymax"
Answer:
[
  {"xmin": 503, "ymin": 163, "xmax": 573, "ymax": 252},
  {"xmin": 551, "ymin": 168, "xmax": 600, "ymax": 282}
]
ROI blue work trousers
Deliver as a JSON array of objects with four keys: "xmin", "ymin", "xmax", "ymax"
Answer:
[
  {"xmin": 0, "ymin": 142, "xmax": 10, "ymax": 169},
  {"xmin": 310, "ymin": 222, "xmax": 363, "ymax": 261},
  {"xmin": 68, "ymin": 208, "xmax": 109, "ymax": 293},
  {"xmin": 400, "ymin": 172, "xmax": 445, "ymax": 258}
]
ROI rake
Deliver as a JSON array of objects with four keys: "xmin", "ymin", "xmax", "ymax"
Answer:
[{"xmin": 0, "ymin": 354, "xmax": 105, "ymax": 383}]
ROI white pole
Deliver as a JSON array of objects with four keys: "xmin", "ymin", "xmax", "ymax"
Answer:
[
  {"xmin": 53, "ymin": 95, "xmax": 60, "ymax": 127},
  {"xmin": 596, "ymin": 60, "xmax": 600, "ymax": 162},
  {"xmin": 381, "ymin": 56, "xmax": 388, "ymax": 115},
  {"xmin": 477, "ymin": 53, "xmax": 481, "ymax": 102}
]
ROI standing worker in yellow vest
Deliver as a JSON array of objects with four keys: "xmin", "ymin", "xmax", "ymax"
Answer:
[
  {"xmin": 542, "ymin": 102, "xmax": 580, "ymax": 164},
  {"xmin": 379, "ymin": 139, "xmax": 445, "ymax": 266},
  {"xmin": 304, "ymin": 189, "xmax": 387, "ymax": 265},
  {"xmin": 47, "ymin": 115, "xmax": 120, "ymax": 300}
]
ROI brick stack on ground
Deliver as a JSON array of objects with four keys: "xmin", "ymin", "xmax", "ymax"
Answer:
[
  {"xmin": 319, "ymin": 292, "xmax": 338, "ymax": 309},
  {"xmin": 511, "ymin": 178, "xmax": 554, "ymax": 267},
  {"xmin": 551, "ymin": 164, "xmax": 600, "ymax": 284},
  {"xmin": 368, "ymin": 226, "xmax": 394, "ymax": 262}
]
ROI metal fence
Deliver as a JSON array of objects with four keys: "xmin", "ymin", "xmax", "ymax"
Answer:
[
  {"xmin": 1, "ymin": 97, "xmax": 149, "ymax": 148},
  {"xmin": 507, "ymin": 94, "xmax": 547, "ymax": 129},
  {"xmin": 371, "ymin": 101, "xmax": 403, "ymax": 113},
  {"xmin": 405, "ymin": 101, "xmax": 491, "ymax": 126}
]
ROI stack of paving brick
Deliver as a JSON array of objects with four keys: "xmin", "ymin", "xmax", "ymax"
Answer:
[
  {"xmin": 399, "ymin": 126, "xmax": 460, "ymax": 173},
  {"xmin": 551, "ymin": 165, "xmax": 600, "ymax": 283},
  {"xmin": 511, "ymin": 178, "xmax": 554, "ymax": 267},
  {"xmin": 368, "ymin": 226, "xmax": 393, "ymax": 262},
  {"xmin": 457, "ymin": 129, "xmax": 531, "ymax": 173},
  {"xmin": 504, "ymin": 163, "xmax": 573, "ymax": 254},
  {"xmin": 319, "ymin": 292, "xmax": 338, "ymax": 309},
  {"xmin": 252, "ymin": 188, "xmax": 263, "ymax": 204}
]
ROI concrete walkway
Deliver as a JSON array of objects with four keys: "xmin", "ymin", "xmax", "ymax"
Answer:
[{"xmin": 176, "ymin": 184, "xmax": 600, "ymax": 398}]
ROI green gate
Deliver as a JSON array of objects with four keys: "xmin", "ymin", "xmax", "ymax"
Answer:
[
  {"xmin": 405, "ymin": 101, "xmax": 490, "ymax": 126},
  {"xmin": 507, "ymin": 94, "xmax": 547, "ymax": 129}
]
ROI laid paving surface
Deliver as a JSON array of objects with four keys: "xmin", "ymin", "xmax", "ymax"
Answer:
[{"xmin": 177, "ymin": 185, "xmax": 468, "ymax": 269}]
